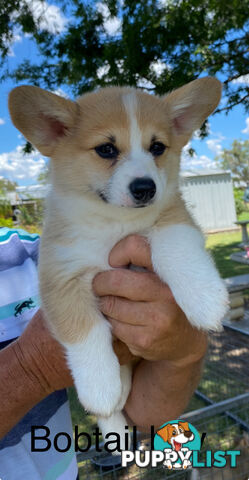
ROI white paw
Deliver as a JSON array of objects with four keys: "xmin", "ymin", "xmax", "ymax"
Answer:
[
  {"xmin": 98, "ymin": 411, "xmax": 131, "ymax": 454},
  {"xmin": 173, "ymin": 274, "xmax": 229, "ymax": 331},
  {"xmin": 150, "ymin": 224, "xmax": 229, "ymax": 331}
]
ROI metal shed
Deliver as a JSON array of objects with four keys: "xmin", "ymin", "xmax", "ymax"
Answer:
[{"xmin": 180, "ymin": 169, "xmax": 237, "ymax": 232}]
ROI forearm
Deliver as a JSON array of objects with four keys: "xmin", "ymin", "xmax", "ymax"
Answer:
[
  {"xmin": 0, "ymin": 310, "xmax": 73, "ymax": 440},
  {"xmin": 124, "ymin": 336, "xmax": 207, "ymax": 431},
  {"xmin": 0, "ymin": 340, "xmax": 48, "ymax": 439}
]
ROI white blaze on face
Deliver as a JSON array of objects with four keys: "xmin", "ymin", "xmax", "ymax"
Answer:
[
  {"xmin": 107, "ymin": 91, "xmax": 167, "ymax": 207},
  {"xmin": 123, "ymin": 92, "xmax": 152, "ymax": 175}
]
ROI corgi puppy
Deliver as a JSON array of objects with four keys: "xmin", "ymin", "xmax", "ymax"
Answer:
[{"xmin": 8, "ymin": 77, "xmax": 228, "ymax": 451}]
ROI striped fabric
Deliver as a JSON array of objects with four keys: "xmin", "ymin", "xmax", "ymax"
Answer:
[{"xmin": 0, "ymin": 228, "xmax": 78, "ymax": 480}]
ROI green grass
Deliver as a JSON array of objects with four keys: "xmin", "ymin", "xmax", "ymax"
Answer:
[{"xmin": 206, "ymin": 230, "xmax": 249, "ymax": 278}]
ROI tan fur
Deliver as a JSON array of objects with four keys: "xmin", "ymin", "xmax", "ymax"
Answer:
[{"xmin": 8, "ymin": 78, "xmax": 222, "ymax": 345}]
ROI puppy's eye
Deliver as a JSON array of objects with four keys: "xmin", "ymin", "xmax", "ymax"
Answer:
[
  {"xmin": 172, "ymin": 430, "xmax": 177, "ymax": 435},
  {"xmin": 150, "ymin": 141, "xmax": 166, "ymax": 156},
  {"xmin": 95, "ymin": 143, "xmax": 119, "ymax": 159}
]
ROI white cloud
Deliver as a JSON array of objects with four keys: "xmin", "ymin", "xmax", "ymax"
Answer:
[
  {"xmin": 232, "ymin": 74, "xmax": 249, "ymax": 86},
  {"xmin": 21, "ymin": 0, "xmax": 67, "ymax": 34},
  {"xmin": 96, "ymin": 2, "xmax": 122, "ymax": 35},
  {"xmin": 181, "ymin": 152, "xmax": 217, "ymax": 171},
  {"xmin": 0, "ymin": 118, "xmax": 5, "ymax": 125},
  {"xmin": 116, "ymin": 59, "xmax": 125, "ymax": 74},
  {"xmin": 181, "ymin": 142, "xmax": 218, "ymax": 170},
  {"xmin": 97, "ymin": 63, "xmax": 110, "ymax": 79},
  {"xmin": 150, "ymin": 60, "xmax": 168, "ymax": 77},
  {"xmin": 137, "ymin": 77, "xmax": 155, "ymax": 90},
  {"xmin": 206, "ymin": 134, "xmax": 225, "ymax": 156},
  {"xmin": 0, "ymin": 146, "xmax": 46, "ymax": 184},
  {"xmin": 3, "ymin": 30, "xmax": 22, "ymax": 57},
  {"xmin": 242, "ymin": 117, "xmax": 249, "ymax": 135},
  {"xmin": 5, "ymin": 0, "xmax": 66, "ymax": 55},
  {"xmin": 52, "ymin": 88, "xmax": 69, "ymax": 99}
]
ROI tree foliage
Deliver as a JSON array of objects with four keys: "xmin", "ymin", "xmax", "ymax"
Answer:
[
  {"xmin": 233, "ymin": 187, "xmax": 246, "ymax": 215},
  {"xmin": 1, "ymin": 0, "xmax": 249, "ymax": 129},
  {"xmin": 0, "ymin": 1, "xmax": 42, "ymax": 63},
  {"xmin": 0, "ymin": 178, "xmax": 17, "ymax": 195},
  {"xmin": 216, "ymin": 140, "xmax": 249, "ymax": 185}
]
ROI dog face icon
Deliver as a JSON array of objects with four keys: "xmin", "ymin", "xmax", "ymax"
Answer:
[{"xmin": 156, "ymin": 422, "xmax": 195, "ymax": 452}]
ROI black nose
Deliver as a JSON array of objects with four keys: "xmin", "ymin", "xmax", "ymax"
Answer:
[{"xmin": 129, "ymin": 177, "xmax": 156, "ymax": 204}]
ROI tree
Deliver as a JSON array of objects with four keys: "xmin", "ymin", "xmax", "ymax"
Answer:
[
  {"xmin": 0, "ymin": 178, "xmax": 17, "ymax": 195},
  {"xmin": 0, "ymin": 178, "xmax": 16, "ymax": 227},
  {"xmin": 1, "ymin": 0, "xmax": 249, "ymax": 136},
  {"xmin": 0, "ymin": 0, "xmax": 65, "ymax": 67},
  {"xmin": 216, "ymin": 139, "xmax": 249, "ymax": 185}
]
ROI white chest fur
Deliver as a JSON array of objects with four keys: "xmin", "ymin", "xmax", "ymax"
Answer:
[{"xmin": 45, "ymin": 191, "xmax": 160, "ymax": 275}]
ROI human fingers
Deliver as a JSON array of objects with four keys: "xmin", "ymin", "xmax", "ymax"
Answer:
[
  {"xmin": 93, "ymin": 269, "xmax": 171, "ymax": 302},
  {"xmin": 108, "ymin": 317, "xmax": 144, "ymax": 349},
  {"xmin": 99, "ymin": 295, "xmax": 152, "ymax": 325},
  {"xmin": 109, "ymin": 234, "xmax": 153, "ymax": 270}
]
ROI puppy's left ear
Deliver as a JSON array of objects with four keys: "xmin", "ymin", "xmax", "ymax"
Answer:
[{"xmin": 163, "ymin": 77, "xmax": 222, "ymax": 145}]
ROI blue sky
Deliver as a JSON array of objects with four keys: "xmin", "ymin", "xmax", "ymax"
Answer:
[{"xmin": 0, "ymin": 0, "xmax": 249, "ymax": 186}]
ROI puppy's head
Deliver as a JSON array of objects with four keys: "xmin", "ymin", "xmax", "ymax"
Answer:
[{"xmin": 8, "ymin": 78, "xmax": 221, "ymax": 210}]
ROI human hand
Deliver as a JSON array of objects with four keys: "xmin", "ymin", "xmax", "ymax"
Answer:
[{"xmin": 93, "ymin": 235, "xmax": 207, "ymax": 362}]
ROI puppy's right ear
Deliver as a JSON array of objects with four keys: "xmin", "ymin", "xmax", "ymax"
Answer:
[{"xmin": 8, "ymin": 86, "xmax": 79, "ymax": 156}]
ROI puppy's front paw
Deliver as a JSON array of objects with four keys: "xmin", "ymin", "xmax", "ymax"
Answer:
[
  {"xmin": 176, "ymin": 276, "xmax": 229, "ymax": 331},
  {"xmin": 98, "ymin": 411, "xmax": 131, "ymax": 454},
  {"xmin": 65, "ymin": 320, "xmax": 122, "ymax": 417},
  {"xmin": 151, "ymin": 225, "xmax": 229, "ymax": 331}
]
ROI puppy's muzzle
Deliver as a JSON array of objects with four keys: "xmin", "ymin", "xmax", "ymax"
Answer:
[{"xmin": 129, "ymin": 177, "xmax": 156, "ymax": 205}]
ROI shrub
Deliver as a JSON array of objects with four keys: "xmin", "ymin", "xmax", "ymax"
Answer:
[
  {"xmin": 233, "ymin": 188, "xmax": 245, "ymax": 216},
  {"xmin": 0, "ymin": 200, "xmax": 12, "ymax": 218},
  {"xmin": 19, "ymin": 200, "xmax": 44, "ymax": 227},
  {"xmin": 0, "ymin": 217, "xmax": 14, "ymax": 228}
]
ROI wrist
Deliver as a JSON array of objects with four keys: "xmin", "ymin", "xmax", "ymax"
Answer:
[
  {"xmin": 13, "ymin": 336, "xmax": 52, "ymax": 399},
  {"xmin": 166, "ymin": 331, "xmax": 208, "ymax": 369}
]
